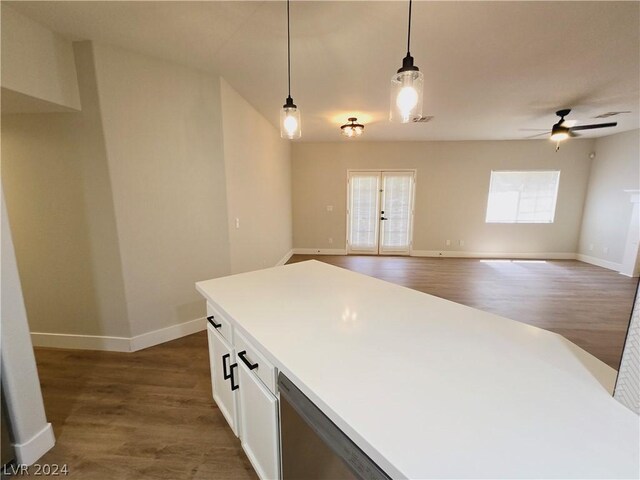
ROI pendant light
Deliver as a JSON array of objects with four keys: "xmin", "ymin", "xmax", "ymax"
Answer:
[
  {"xmin": 340, "ymin": 117, "xmax": 365, "ymax": 138},
  {"xmin": 390, "ymin": 0, "xmax": 424, "ymax": 123},
  {"xmin": 280, "ymin": 0, "xmax": 301, "ymax": 139}
]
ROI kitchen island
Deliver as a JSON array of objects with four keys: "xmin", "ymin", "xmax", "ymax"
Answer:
[{"xmin": 196, "ymin": 260, "xmax": 639, "ymax": 479}]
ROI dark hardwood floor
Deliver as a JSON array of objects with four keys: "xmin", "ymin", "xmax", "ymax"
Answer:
[
  {"xmin": 31, "ymin": 255, "xmax": 636, "ymax": 479},
  {"xmin": 34, "ymin": 334, "xmax": 256, "ymax": 480},
  {"xmin": 287, "ymin": 255, "xmax": 638, "ymax": 369}
]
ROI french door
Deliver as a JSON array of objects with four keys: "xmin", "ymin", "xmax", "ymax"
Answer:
[{"xmin": 347, "ymin": 170, "xmax": 415, "ymax": 255}]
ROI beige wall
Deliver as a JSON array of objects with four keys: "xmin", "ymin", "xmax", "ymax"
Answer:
[
  {"xmin": 578, "ymin": 130, "xmax": 640, "ymax": 267},
  {"xmin": 292, "ymin": 140, "xmax": 595, "ymax": 255},
  {"xmin": 3, "ymin": 40, "xmax": 232, "ymax": 340},
  {"xmin": 220, "ymin": 79, "xmax": 292, "ymax": 273},
  {"xmin": 91, "ymin": 43, "xmax": 230, "ymax": 337},
  {"xmin": 0, "ymin": 4, "xmax": 80, "ymax": 111},
  {"xmin": 2, "ymin": 42, "xmax": 130, "ymax": 337}
]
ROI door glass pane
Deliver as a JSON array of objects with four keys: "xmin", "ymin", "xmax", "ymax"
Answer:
[
  {"xmin": 348, "ymin": 174, "xmax": 379, "ymax": 250},
  {"xmin": 380, "ymin": 173, "xmax": 413, "ymax": 251}
]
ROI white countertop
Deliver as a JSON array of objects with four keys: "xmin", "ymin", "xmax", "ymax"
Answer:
[{"xmin": 196, "ymin": 260, "xmax": 639, "ymax": 479}]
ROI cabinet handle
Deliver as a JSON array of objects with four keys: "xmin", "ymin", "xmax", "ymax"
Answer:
[
  {"xmin": 222, "ymin": 353, "xmax": 231, "ymax": 380},
  {"xmin": 238, "ymin": 350, "xmax": 258, "ymax": 370},
  {"xmin": 207, "ymin": 315, "xmax": 222, "ymax": 329},
  {"xmin": 230, "ymin": 363, "xmax": 239, "ymax": 391}
]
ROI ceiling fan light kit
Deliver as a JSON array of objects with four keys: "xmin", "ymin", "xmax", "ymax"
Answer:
[
  {"xmin": 280, "ymin": 0, "xmax": 301, "ymax": 140},
  {"xmin": 341, "ymin": 117, "xmax": 365, "ymax": 138},
  {"xmin": 390, "ymin": 0, "xmax": 424, "ymax": 123},
  {"xmin": 550, "ymin": 124, "xmax": 570, "ymax": 142}
]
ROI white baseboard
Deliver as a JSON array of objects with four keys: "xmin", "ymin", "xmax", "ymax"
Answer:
[
  {"xmin": 14, "ymin": 423, "xmax": 55, "ymax": 466},
  {"xmin": 292, "ymin": 248, "xmax": 347, "ymax": 255},
  {"xmin": 291, "ymin": 248, "xmax": 578, "ymax": 260},
  {"xmin": 31, "ymin": 317, "xmax": 206, "ymax": 353},
  {"xmin": 410, "ymin": 250, "xmax": 577, "ymax": 260},
  {"xmin": 129, "ymin": 317, "xmax": 205, "ymax": 352},
  {"xmin": 30, "ymin": 332, "xmax": 131, "ymax": 352},
  {"xmin": 576, "ymin": 253, "xmax": 623, "ymax": 272},
  {"xmin": 276, "ymin": 249, "xmax": 294, "ymax": 266}
]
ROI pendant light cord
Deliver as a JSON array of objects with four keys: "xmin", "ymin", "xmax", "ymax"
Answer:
[
  {"xmin": 287, "ymin": 0, "xmax": 291, "ymax": 98},
  {"xmin": 406, "ymin": 0, "xmax": 412, "ymax": 55}
]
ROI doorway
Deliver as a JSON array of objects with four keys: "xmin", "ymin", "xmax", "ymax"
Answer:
[{"xmin": 347, "ymin": 170, "xmax": 415, "ymax": 255}]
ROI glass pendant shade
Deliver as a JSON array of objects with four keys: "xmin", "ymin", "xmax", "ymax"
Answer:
[
  {"xmin": 342, "ymin": 125, "xmax": 364, "ymax": 137},
  {"xmin": 280, "ymin": 104, "xmax": 301, "ymax": 139},
  {"xmin": 390, "ymin": 69, "xmax": 424, "ymax": 123}
]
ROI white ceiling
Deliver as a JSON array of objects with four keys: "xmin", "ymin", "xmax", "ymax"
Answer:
[{"xmin": 9, "ymin": 1, "xmax": 640, "ymax": 141}]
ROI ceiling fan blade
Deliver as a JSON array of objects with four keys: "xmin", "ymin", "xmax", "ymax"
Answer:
[
  {"xmin": 519, "ymin": 128, "xmax": 551, "ymax": 132},
  {"xmin": 570, "ymin": 122, "xmax": 617, "ymax": 131},
  {"xmin": 569, "ymin": 131, "xmax": 581, "ymax": 138},
  {"xmin": 525, "ymin": 132, "xmax": 550, "ymax": 138}
]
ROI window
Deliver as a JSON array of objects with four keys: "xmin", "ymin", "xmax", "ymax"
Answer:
[{"xmin": 486, "ymin": 170, "xmax": 560, "ymax": 223}]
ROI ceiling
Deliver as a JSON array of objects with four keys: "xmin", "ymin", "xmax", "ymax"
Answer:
[{"xmin": 8, "ymin": 1, "xmax": 640, "ymax": 142}]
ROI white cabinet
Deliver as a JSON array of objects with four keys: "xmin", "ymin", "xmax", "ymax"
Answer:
[
  {"xmin": 206, "ymin": 323, "xmax": 239, "ymax": 436},
  {"xmin": 204, "ymin": 304, "xmax": 281, "ymax": 479},
  {"xmin": 238, "ymin": 359, "xmax": 280, "ymax": 480}
]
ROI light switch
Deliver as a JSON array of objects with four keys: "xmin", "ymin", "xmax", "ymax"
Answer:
[{"xmin": 235, "ymin": 218, "xmax": 240, "ymax": 229}]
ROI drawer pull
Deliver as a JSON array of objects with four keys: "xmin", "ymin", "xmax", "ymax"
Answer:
[
  {"xmin": 222, "ymin": 353, "xmax": 231, "ymax": 380},
  {"xmin": 230, "ymin": 363, "xmax": 239, "ymax": 391},
  {"xmin": 207, "ymin": 315, "xmax": 222, "ymax": 329},
  {"xmin": 238, "ymin": 350, "xmax": 259, "ymax": 370}
]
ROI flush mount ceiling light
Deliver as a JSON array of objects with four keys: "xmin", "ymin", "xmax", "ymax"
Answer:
[
  {"xmin": 390, "ymin": 0, "xmax": 424, "ymax": 123},
  {"xmin": 280, "ymin": 0, "xmax": 301, "ymax": 139},
  {"xmin": 340, "ymin": 117, "xmax": 365, "ymax": 138}
]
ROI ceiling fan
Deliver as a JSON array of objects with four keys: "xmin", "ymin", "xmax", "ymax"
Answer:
[{"xmin": 526, "ymin": 109, "xmax": 617, "ymax": 150}]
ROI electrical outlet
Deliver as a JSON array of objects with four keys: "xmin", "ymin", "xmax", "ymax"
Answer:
[
  {"xmin": 328, "ymin": 237, "xmax": 333, "ymax": 244},
  {"xmin": 445, "ymin": 240, "xmax": 451, "ymax": 246},
  {"xmin": 459, "ymin": 240, "xmax": 465, "ymax": 247},
  {"xmin": 603, "ymin": 246, "xmax": 609, "ymax": 254},
  {"xmin": 589, "ymin": 243, "xmax": 594, "ymax": 251},
  {"xmin": 326, "ymin": 205, "xmax": 333, "ymax": 212}
]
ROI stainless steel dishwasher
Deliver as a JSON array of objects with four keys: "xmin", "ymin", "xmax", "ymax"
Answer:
[{"xmin": 278, "ymin": 373, "xmax": 391, "ymax": 480}]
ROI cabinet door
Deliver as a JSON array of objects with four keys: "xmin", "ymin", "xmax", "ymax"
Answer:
[
  {"xmin": 207, "ymin": 324, "xmax": 239, "ymax": 436},
  {"xmin": 238, "ymin": 361, "xmax": 280, "ymax": 480}
]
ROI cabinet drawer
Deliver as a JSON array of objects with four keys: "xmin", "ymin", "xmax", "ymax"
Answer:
[
  {"xmin": 206, "ymin": 302, "xmax": 233, "ymax": 343},
  {"xmin": 235, "ymin": 330, "xmax": 277, "ymax": 395}
]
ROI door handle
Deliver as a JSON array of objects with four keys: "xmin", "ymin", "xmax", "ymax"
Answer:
[
  {"xmin": 380, "ymin": 217, "xmax": 388, "ymax": 221},
  {"xmin": 238, "ymin": 350, "xmax": 259, "ymax": 370},
  {"xmin": 207, "ymin": 315, "xmax": 222, "ymax": 329},
  {"xmin": 230, "ymin": 363, "xmax": 239, "ymax": 391},
  {"xmin": 222, "ymin": 353, "xmax": 231, "ymax": 380}
]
